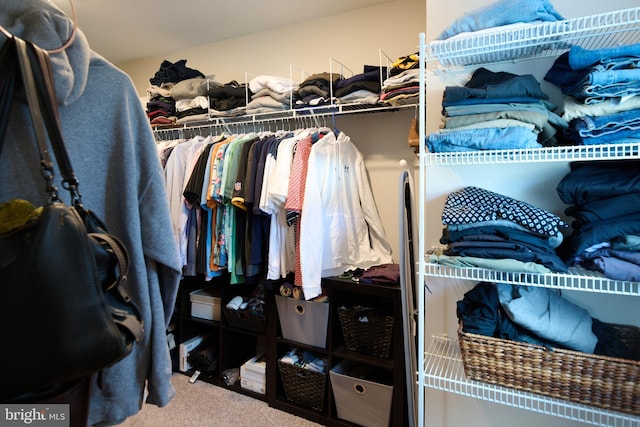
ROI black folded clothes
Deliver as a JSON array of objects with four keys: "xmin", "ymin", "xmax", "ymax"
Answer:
[
  {"xmin": 457, "ymin": 281, "xmax": 639, "ymax": 360},
  {"xmin": 339, "ymin": 263, "xmax": 400, "ymax": 285}
]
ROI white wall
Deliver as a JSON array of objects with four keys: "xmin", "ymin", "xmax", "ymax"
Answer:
[
  {"xmin": 116, "ymin": 0, "xmax": 637, "ymax": 426},
  {"xmin": 119, "ymin": 0, "xmax": 425, "ymax": 99}
]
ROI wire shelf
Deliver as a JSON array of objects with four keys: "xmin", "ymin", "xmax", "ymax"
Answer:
[
  {"xmin": 152, "ymin": 102, "xmax": 416, "ymax": 140},
  {"xmin": 418, "ymin": 7, "xmax": 640, "ymax": 427},
  {"xmin": 423, "ymin": 256, "xmax": 640, "ymax": 296},
  {"xmin": 423, "ymin": 335, "xmax": 640, "ymax": 427},
  {"xmin": 427, "ymin": 7, "xmax": 640, "ymax": 68},
  {"xmin": 421, "ymin": 142, "xmax": 640, "ymax": 165}
]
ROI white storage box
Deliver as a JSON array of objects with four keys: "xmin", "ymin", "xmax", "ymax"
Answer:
[
  {"xmin": 241, "ymin": 354, "xmax": 266, "ymax": 395},
  {"xmin": 275, "ymin": 295, "xmax": 329, "ymax": 348},
  {"xmin": 190, "ymin": 287, "xmax": 221, "ymax": 321},
  {"xmin": 330, "ymin": 360, "xmax": 394, "ymax": 427},
  {"xmin": 179, "ymin": 334, "xmax": 212, "ymax": 372},
  {"xmin": 240, "ymin": 376, "xmax": 265, "ymax": 395}
]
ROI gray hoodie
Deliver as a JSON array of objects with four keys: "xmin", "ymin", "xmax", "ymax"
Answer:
[{"xmin": 0, "ymin": 1, "xmax": 181, "ymax": 425}]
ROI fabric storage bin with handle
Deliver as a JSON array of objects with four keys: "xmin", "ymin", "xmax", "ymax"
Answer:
[
  {"xmin": 330, "ymin": 360, "xmax": 394, "ymax": 427},
  {"xmin": 275, "ymin": 294, "xmax": 329, "ymax": 348}
]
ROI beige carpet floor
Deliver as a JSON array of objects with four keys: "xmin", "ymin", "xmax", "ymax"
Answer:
[{"xmin": 117, "ymin": 373, "xmax": 322, "ymax": 427}]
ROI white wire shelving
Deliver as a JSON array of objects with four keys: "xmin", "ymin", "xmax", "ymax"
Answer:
[
  {"xmin": 152, "ymin": 47, "xmax": 419, "ymax": 141},
  {"xmin": 423, "ymin": 335, "xmax": 639, "ymax": 427},
  {"xmin": 422, "ymin": 142, "xmax": 640, "ymax": 165},
  {"xmin": 423, "ymin": 256, "xmax": 640, "ymax": 296},
  {"xmin": 417, "ymin": 6, "xmax": 640, "ymax": 427},
  {"xmin": 426, "ymin": 7, "xmax": 640, "ymax": 69},
  {"xmin": 152, "ymin": 102, "xmax": 416, "ymax": 141}
]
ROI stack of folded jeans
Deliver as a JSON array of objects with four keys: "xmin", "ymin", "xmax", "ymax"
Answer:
[
  {"xmin": 426, "ymin": 67, "xmax": 567, "ymax": 152},
  {"xmin": 436, "ymin": 186, "xmax": 568, "ymax": 272},
  {"xmin": 545, "ymin": 43, "xmax": 640, "ymax": 145},
  {"xmin": 556, "ymin": 160, "xmax": 640, "ymax": 281}
]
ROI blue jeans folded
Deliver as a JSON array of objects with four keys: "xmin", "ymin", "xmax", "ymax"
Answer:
[
  {"xmin": 567, "ymin": 43, "xmax": 640, "ymax": 70},
  {"xmin": 573, "ymin": 108, "xmax": 640, "ymax": 138},
  {"xmin": 427, "ymin": 127, "xmax": 541, "ymax": 152},
  {"xmin": 545, "ymin": 49, "xmax": 640, "ymax": 102},
  {"xmin": 580, "ymin": 79, "xmax": 640, "ymax": 104}
]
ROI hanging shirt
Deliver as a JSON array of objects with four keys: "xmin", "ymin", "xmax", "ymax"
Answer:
[
  {"xmin": 263, "ymin": 132, "xmax": 306, "ymax": 280},
  {"xmin": 164, "ymin": 135, "xmax": 209, "ymax": 269},
  {"xmin": 299, "ymin": 131, "xmax": 393, "ymax": 299}
]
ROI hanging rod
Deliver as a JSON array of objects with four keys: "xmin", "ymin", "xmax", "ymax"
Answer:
[{"xmin": 151, "ymin": 103, "xmax": 417, "ymax": 140}]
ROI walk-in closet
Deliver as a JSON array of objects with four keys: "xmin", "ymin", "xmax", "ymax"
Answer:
[{"xmin": 1, "ymin": 0, "xmax": 639, "ymax": 426}]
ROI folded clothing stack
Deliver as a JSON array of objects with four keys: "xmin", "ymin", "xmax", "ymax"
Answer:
[
  {"xmin": 426, "ymin": 67, "xmax": 567, "ymax": 152},
  {"xmin": 435, "ymin": 186, "xmax": 568, "ymax": 273},
  {"xmin": 279, "ymin": 348, "xmax": 328, "ymax": 374},
  {"xmin": 457, "ymin": 281, "xmax": 639, "ymax": 360},
  {"xmin": 556, "ymin": 160, "xmax": 640, "ymax": 283}
]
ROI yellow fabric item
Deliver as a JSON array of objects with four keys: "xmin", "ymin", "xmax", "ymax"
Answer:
[
  {"xmin": 0, "ymin": 199, "xmax": 42, "ymax": 234},
  {"xmin": 391, "ymin": 53, "xmax": 419, "ymax": 70}
]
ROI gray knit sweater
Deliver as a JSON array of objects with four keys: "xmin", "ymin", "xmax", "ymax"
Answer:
[{"xmin": 0, "ymin": 2, "xmax": 182, "ymax": 425}]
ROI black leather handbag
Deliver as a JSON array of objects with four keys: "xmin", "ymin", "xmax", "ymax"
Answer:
[{"xmin": 0, "ymin": 37, "xmax": 144, "ymax": 401}]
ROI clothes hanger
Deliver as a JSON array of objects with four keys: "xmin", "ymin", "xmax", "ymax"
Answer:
[
  {"xmin": 0, "ymin": 0, "xmax": 78, "ymax": 54},
  {"xmin": 331, "ymin": 112, "xmax": 340, "ymax": 136}
]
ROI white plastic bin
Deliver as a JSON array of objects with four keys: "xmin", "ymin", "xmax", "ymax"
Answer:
[{"xmin": 190, "ymin": 287, "xmax": 221, "ymax": 321}]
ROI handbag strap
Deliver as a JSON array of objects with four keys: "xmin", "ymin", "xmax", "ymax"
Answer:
[
  {"xmin": 0, "ymin": 40, "xmax": 18, "ymax": 154},
  {"xmin": 13, "ymin": 37, "xmax": 81, "ymax": 204},
  {"xmin": 9, "ymin": 37, "xmax": 142, "ymax": 344}
]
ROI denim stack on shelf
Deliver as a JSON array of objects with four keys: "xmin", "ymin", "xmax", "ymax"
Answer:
[
  {"xmin": 426, "ymin": 67, "xmax": 568, "ymax": 152},
  {"xmin": 545, "ymin": 43, "xmax": 640, "ymax": 145}
]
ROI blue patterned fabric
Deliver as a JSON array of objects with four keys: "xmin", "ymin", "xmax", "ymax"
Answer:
[{"xmin": 442, "ymin": 186, "xmax": 568, "ymax": 237}]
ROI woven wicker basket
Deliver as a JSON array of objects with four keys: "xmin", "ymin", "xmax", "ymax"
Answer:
[
  {"xmin": 458, "ymin": 324, "xmax": 640, "ymax": 416},
  {"xmin": 278, "ymin": 361, "xmax": 327, "ymax": 411},
  {"xmin": 222, "ymin": 307, "xmax": 265, "ymax": 333},
  {"xmin": 337, "ymin": 306, "xmax": 394, "ymax": 358}
]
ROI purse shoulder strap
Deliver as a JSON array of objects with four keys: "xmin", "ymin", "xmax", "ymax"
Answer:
[
  {"xmin": 9, "ymin": 37, "xmax": 142, "ymax": 345},
  {"xmin": 13, "ymin": 37, "xmax": 81, "ymax": 204},
  {"xmin": 0, "ymin": 41, "xmax": 18, "ymax": 149}
]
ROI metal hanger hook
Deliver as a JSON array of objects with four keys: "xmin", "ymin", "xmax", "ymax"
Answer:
[{"xmin": 0, "ymin": 0, "xmax": 78, "ymax": 54}]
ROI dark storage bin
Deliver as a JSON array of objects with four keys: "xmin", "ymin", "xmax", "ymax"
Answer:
[
  {"xmin": 337, "ymin": 304, "xmax": 394, "ymax": 358},
  {"xmin": 223, "ymin": 307, "xmax": 265, "ymax": 333},
  {"xmin": 278, "ymin": 350, "xmax": 328, "ymax": 411}
]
